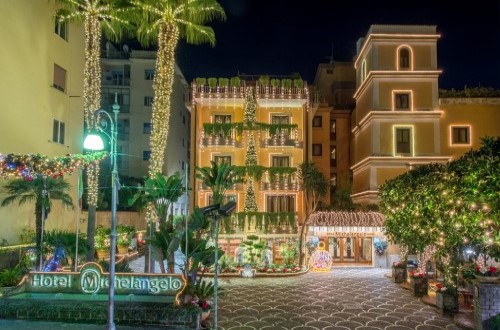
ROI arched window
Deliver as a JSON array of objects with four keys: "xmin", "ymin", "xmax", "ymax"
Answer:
[
  {"xmin": 398, "ymin": 47, "xmax": 411, "ymax": 70},
  {"xmin": 361, "ymin": 59, "xmax": 367, "ymax": 82}
]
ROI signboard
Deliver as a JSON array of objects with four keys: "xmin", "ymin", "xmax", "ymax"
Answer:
[
  {"xmin": 22, "ymin": 262, "xmax": 184, "ymax": 296},
  {"xmin": 323, "ymin": 232, "xmax": 375, "ymax": 237}
]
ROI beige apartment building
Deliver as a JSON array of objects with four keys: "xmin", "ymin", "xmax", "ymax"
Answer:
[
  {"xmin": 100, "ymin": 47, "xmax": 191, "ymax": 215},
  {"xmin": 0, "ymin": 0, "xmax": 85, "ymax": 244}
]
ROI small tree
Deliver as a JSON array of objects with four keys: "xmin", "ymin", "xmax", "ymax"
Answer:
[
  {"xmin": 297, "ymin": 162, "xmax": 328, "ymax": 266},
  {"xmin": 2, "ymin": 176, "xmax": 74, "ymax": 269}
]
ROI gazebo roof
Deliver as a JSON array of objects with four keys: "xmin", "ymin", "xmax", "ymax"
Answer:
[{"xmin": 309, "ymin": 211, "xmax": 386, "ymax": 227}]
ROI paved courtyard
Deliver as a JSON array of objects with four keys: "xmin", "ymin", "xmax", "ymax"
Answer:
[{"xmin": 216, "ymin": 268, "xmax": 459, "ymax": 330}]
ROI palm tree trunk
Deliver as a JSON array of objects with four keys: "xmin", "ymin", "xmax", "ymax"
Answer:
[
  {"xmin": 298, "ymin": 214, "xmax": 309, "ymax": 267},
  {"xmin": 157, "ymin": 248, "xmax": 165, "ymax": 273},
  {"xmin": 35, "ymin": 201, "xmax": 43, "ymax": 270},
  {"xmin": 83, "ymin": 15, "xmax": 102, "ymax": 262},
  {"xmin": 147, "ymin": 22, "xmax": 179, "ymax": 177}
]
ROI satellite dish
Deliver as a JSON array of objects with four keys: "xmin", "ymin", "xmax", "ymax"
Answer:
[{"xmin": 123, "ymin": 44, "xmax": 129, "ymax": 52}]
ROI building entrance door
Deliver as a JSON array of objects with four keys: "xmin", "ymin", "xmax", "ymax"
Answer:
[{"xmin": 327, "ymin": 236, "xmax": 373, "ymax": 264}]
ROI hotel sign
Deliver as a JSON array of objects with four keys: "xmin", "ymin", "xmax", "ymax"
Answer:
[
  {"xmin": 23, "ymin": 262, "xmax": 184, "ymax": 296},
  {"xmin": 323, "ymin": 232, "xmax": 375, "ymax": 237}
]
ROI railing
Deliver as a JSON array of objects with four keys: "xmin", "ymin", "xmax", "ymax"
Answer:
[
  {"xmin": 219, "ymin": 212, "xmax": 298, "ymax": 235},
  {"xmin": 101, "ymin": 77, "xmax": 130, "ymax": 87},
  {"xmin": 198, "ymin": 182, "xmax": 244, "ymax": 191},
  {"xmin": 192, "ymin": 84, "xmax": 247, "ymax": 98},
  {"xmin": 200, "ymin": 136, "xmax": 242, "ymax": 148},
  {"xmin": 261, "ymin": 138, "xmax": 303, "ymax": 148},
  {"xmin": 260, "ymin": 181, "xmax": 301, "ymax": 191}
]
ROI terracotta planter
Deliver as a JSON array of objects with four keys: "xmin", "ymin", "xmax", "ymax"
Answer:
[
  {"xmin": 410, "ymin": 277, "xmax": 428, "ymax": 297},
  {"xmin": 392, "ymin": 268, "xmax": 406, "ymax": 283},
  {"xmin": 436, "ymin": 292, "xmax": 458, "ymax": 314}
]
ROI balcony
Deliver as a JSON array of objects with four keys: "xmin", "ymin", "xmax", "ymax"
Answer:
[
  {"xmin": 219, "ymin": 212, "xmax": 298, "ymax": 235},
  {"xmin": 260, "ymin": 181, "xmax": 301, "ymax": 191},
  {"xmin": 199, "ymin": 136, "xmax": 242, "ymax": 148},
  {"xmin": 261, "ymin": 137, "xmax": 303, "ymax": 148}
]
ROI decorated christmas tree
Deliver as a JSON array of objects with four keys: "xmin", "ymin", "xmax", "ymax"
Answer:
[
  {"xmin": 245, "ymin": 132, "xmax": 257, "ymax": 167},
  {"xmin": 243, "ymin": 89, "xmax": 256, "ymax": 126},
  {"xmin": 244, "ymin": 178, "xmax": 258, "ymax": 212}
]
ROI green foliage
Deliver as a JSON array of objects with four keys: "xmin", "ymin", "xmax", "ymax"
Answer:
[
  {"xmin": 439, "ymin": 86, "xmax": 500, "ymax": 98},
  {"xmin": 195, "ymin": 77, "xmax": 206, "ymax": 85},
  {"xmin": 0, "ymin": 264, "xmax": 26, "ymax": 287},
  {"xmin": 43, "ymin": 229, "xmax": 87, "ymax": 257},
  {"xmin": 207, "ymin": 77, "xmax": 217, "ymax": 88},
  {"xmin": 243, "ymin": 179, "xmax": 258, "ymax": 212},
  {"xmin": 230, "ymin": 76, "xmax": 240, "ymax": 88},
  {"xmin": 94, "ymin": 225, "xmax": 111, "ymax": 251},
  {"xmin": 218, "ymin": 78, "xmax": 229, "ymax": 88},
  {"xmin": 196, "ymin": 161, "xmax": 243, "ymax": 205},
  {"xmin": 293, "ymin": 78, "xmax": 303, "ymax": 88},
  {"xmin": 271, "ymin": 79, "xmax": 280, "ymax": 88},
  {"xmin": 116, "ymin": 224, "xmax": 135, "ymax": 247},
  {"xmin": 380, "ymin": 136, "xmax": 500, "ymax": 264},
  {"xmin": 19, "ymin": 227, "xmax": 36, "ymax": 244},
  {"xmin": 258, "ymin": 75, "xmax": 270, "ymax": 86},
  {"xmin": 281, "ymin": 78, "xmax": 292, "ymax": 89}
]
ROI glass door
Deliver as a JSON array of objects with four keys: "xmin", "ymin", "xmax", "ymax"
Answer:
[
  {"xmin": 358, "ymin": 237, "xmax": 373, "ymax": 263},
  {"xmin": 328, "ymin": 237, "xmax": 340, "ymax": 262},
  {"xmin": 343, "ymin": 237, "xmax": 355, "ymax": 262}
]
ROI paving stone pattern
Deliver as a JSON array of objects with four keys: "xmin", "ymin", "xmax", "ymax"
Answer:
[{"xmin": 217, "ymin": 268, "xmax": 460, "ymax": 330}]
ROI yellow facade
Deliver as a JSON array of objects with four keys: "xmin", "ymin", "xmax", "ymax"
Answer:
[
  {"xmin": 0, "ymin": 1, "xmax": 85, "ymax": 243},
  {"xmin": 351, "ymin": 25, "xmax": 500, "ymax": 205},
  {"xmin": 190, "ymin": 81, "xmax": 308, "ymax": 259}
]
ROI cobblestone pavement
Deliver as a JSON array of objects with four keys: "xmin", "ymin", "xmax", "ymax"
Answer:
[{"xmin": 217, "ymin": 268, "xmax": 460, "ymax": 330}]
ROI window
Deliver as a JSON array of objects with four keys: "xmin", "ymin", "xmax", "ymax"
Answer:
[
  {"xmin": 271, "ymin": 115, "xmax": 291, "ymax": 138},
  {"xmin": 144, "ymin": 96, "xmax": 153, "ymax": 107},
  {"xmin": 143, "ymin": 123, "xmax": 151, "ymax": 134},
  {"xmin": 330, "ymin": 119, "xmax": 337, "ymax": 140},
  {"xmin": 395, "ymin": 128, "xmax": 412, "ymax": 155},
  {"xmin": 361, "ymin": 59, "xmax": 367, "ymax": 82},
  {"xmin": 182, "ymin": 138, "xmax": 185, "ymax": 147},
  {"xmin": 183, "ymin": 115, "xmax": 186, "ymax": 125},
  {"xmin": 52, "ymin": 120, "xmax": 65, "ymax": 144},
  {"xmin": 266, "ymin": 195, "xmax": 295, "ymax": 213},
  {"xmin": 54, "ymin": 17, "xmax": 67, "ymax": 41},
  {"xmin": 330, "ymin": 147, "xmax": 337, "ymax": 167},
  {"xmin": 395, "ymin": 93, "xmax": 410, "ymax": 110},
  {"xmin": 312, "ymin": 144, "xmax": 322, "ymax": 156},
  {"xmin": 145, "ymin": 69, "xmax": 155, "ymax": 80},
  {"xmin": 399, "ymin": 47, "xmax": 411, "ymax": 70},
  {"xmin": 214, "ymin": 155, "xmax": 231, "ymax": 165},
  {"xmin": 143, "ymin": 151, "xmax": 151, "ymax": 161},
  {"xmin": 118, "ymin": 146, "xmax": 129, "ymax": 169},
  {"xmin": 272, "ymin": 156, "xmax": 290, "ymax": 167},
  {"xmin": 53, "ymin": 64, "xmax": 66, "ymax": 92},
  {"xmin": 101, "ymin": 89, "xmax": 130, "ymax": 113},
  {"xmin": 312, "ymin": 116, "xmax": 322, "ymax": 127},
  {"xmin": 214, "ymin": 115, "xmax": 231, "ymax": 123},
  {"xmin": 452, "ymin": 127, "xmax": 470, "ymax": 144},
  {"xmin": 182, "ymin": 161, "xmax": 185, "ymax": 170},
  {"xmin": 326, "ymin": 69, "xmax": 333, "ymax": 74},
  {"xmin": 117, "ymin": 119, "xmax": 130, "ymax": 141}
]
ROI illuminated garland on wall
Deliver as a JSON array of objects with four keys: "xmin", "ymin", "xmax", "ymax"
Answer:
[
  {"xmin": 243, "ymin": 179, "xmax": 258, "ymax": 212},
  {"xmin": 245, "ymin": 132, "xmax": 257, "ymax": 167},
  {"xmin": 309, "ymin": 211, "xmax": 386, "ymax": 227},
  {"xmin": 0, "ymin": 152, "xmax": 107, "ymax": 179},
  {"xmin": 243, "ymin": 89, "xmax": 256, "ymax": 126}
]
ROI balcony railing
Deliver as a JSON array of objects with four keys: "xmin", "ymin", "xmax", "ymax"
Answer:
[
  {"xmin": 219, "ymin": 212, "xmax": 298, "ymax": 235},
  {"xmin": 260, "ymin": 181, "xmax": 301, "ymax": 191},
  {"xmin": 200, "ymin": 136, "xmax": 242, "ymax": 148},
  {"xmin": 198, "ymin": 182, "xmax": 244, "ymax": 191},
  {"xmin": 255, "ymin": 85, "xmax": 309, "ymax": 100},
  {"xmin": 192, "ymin": 84, "xmax": 246, "ymax": 99}
]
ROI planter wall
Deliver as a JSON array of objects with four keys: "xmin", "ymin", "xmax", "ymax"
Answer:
[
  {"xmin": 436, "ymin": 292, "xmax": 458, "ymax": 314},
  {"xmin": 392, "ymin": 268, "xmax": 406, "ymax": 283},
  {"xmin": 474, "ymin": 281, "xmax": 500, "ymax": 330},
  {"xmin": 410, "ymin": 277, "xmax": 428, "ymax": 297}
]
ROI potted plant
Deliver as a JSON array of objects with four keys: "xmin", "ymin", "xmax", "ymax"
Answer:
[
  {"xmin": 94, "ymin": 225, "xmax": 111, "ymax": 260},
  {"xmin": 392, "ymin": 261, "xmax": 406, "ymax": 283},
  {"xmin": 230, "ymin": 76, "xmax": 240, "ymax": 89},
  {"xmin": 0, "ymin": 264, "xmax": 26, "ymax": 292},
  {"xmin": 195, "ymin": 77, "xmax": 206, "ymax": 86},
  {"xmin": 193, "ymin": 281, "xmax": 215, "ymax": 321},
  {"xmin": 474, "ymin": 264, "xmax": 499, "ymax": 283},
  {"xmin": 435, "ymin": 283, "xmax": 459, "ymax": 314},
  {"xmin": 409, "ymin": 271, "xmax": 428, "ymax": 297},
  {"xmin": 116, "ymin": 224, "xmax": 135, "ymax": 255}
]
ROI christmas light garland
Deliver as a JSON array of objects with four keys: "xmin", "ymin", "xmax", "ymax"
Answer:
[{"xmin": 0, "ymin": 152, "xmax": 107, "ymax": 180}]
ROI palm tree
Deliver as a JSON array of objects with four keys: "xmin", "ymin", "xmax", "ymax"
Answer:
[
  {"xmin": 55, "ymin": 0, "xmax": 132, "ymax": 260},
  {"xmin": 195, "ymin": 161, "xmax": 242, "ymax": 206},
  {"xmin": 297, "ymin": 162, "xmax": 328, "ymax": 266},
  {"xmin": 1, "ymin": 176, "xmax": 74, "ymax": 269},
  {"xmin": 130, "ymin": 0, "xmax": 226, "ymax": 177},
  {"xmin": 128, "ymin": 172, "xmax": 184, "ymax": 272}
]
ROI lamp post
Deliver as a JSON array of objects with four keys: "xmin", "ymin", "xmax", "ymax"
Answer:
[{"xmin": 83, "ymin": 94, "xmax": 120, "ymax": 330}]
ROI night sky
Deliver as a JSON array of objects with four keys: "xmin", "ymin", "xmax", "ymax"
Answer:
[{"xmin": 176, "ymin": 0, "xmax": 500, "ymax": 89}]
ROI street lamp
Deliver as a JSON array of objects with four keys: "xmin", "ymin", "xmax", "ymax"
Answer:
[{"xmin": 83, "ymin": 94, "xmax": 120, "ymax": 330}]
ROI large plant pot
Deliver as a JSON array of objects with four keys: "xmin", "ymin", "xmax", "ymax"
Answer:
[
  {"xmin": 475, "ymin": 275, "xmax": 499, "ymax": 283},
  {"xmin": 392, "ymin": 268, "xmax": 406, "ymax": 283},
  {"xmin": 117, "ymin": 246, "xmax": 128, "ymax": 255},
  {"xmin": 96, "ymin": 249, "xmax": 109, "ymax": 260},
  {"xmin": 436, "ymin": 292, "xmax": 458, "ymax": 314},
  {"xmin": 410, "ymin": 277, "xmax": 428, "ymax": 297}
]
